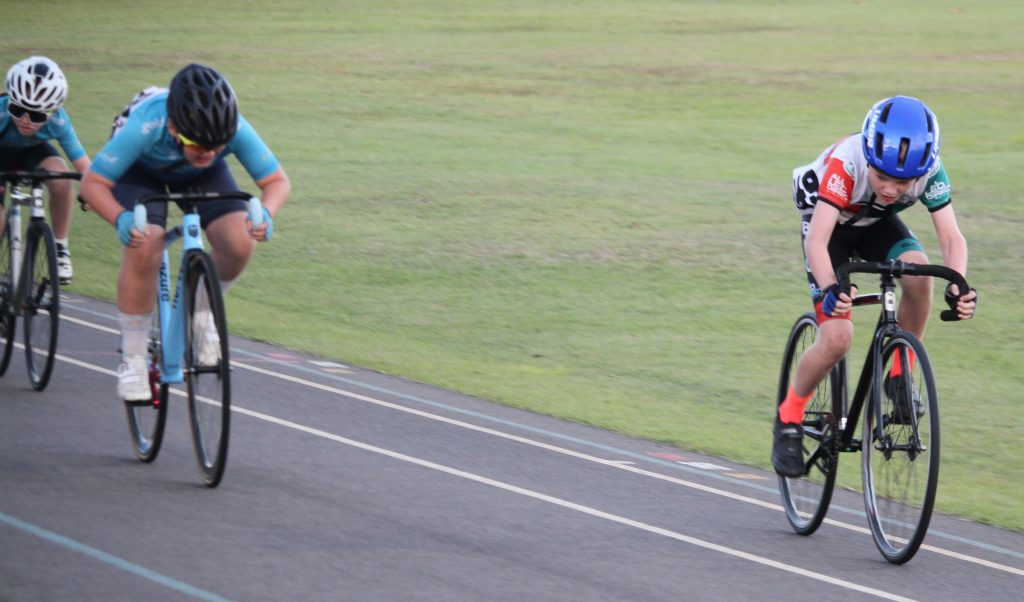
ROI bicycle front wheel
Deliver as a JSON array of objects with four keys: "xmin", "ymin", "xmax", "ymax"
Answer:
[
  {"xmin": 0, "ymin": 220, "xmax": 16, "ymax": 376},
  {"xmin": 776, "ymin": 313, "xmax": 839, "ymax": 535},
  {"xmin": 184, "ymin": 250, "xmax": 230, "ymax": 487},
  {"xmin": 862, "ymin": 332, "xmax": 939, "ymax": 564},
  {"xmin": 125, "ymin": 312, "xmax": 169, "ymax": 462},
  {"xmin": 22, "ymin": 222, "xmax": 59, "ymax": 390}
]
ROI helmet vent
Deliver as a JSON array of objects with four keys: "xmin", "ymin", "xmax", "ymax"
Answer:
[
  {"xmin": 919, "ymin": 143, "xmax": 932, "ymax": 169},
  {"xmin": 879, "ymin": 102, "xmax": 893, "ymax": 123}
]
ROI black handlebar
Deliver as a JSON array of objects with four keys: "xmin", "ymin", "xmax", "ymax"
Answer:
[
  {"xmin": 836, "ymin": 260, "xmax": 970, "ymax": 322},
  {"xmin": 134, "ymin": 191, "xmax": 254, "ymax": 206},
  {"xmin": 0, "ymin": 169, "xmax": 81, "ymax": 184}
]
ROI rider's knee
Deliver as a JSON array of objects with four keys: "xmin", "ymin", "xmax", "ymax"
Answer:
[{"xmin": 820, "ymin": 322, "xmax": 853, "ymax": 359}]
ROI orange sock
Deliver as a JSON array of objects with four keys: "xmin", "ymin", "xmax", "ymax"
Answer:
[
  {"xmin": 778, "ymin": 387, "xmax": 813, "ymax": 425},
  {"xmin": 890, "ymin": 347, "xmax": 916, "ymax": 377}
]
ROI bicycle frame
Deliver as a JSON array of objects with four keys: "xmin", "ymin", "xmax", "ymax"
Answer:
[
  {"xmin": 2, "ymin": 176, "xmax": 51, "ymax": 311},
  {"xmin": 134, "ymin": 190, "xmax": 257, "ymax": 384},
  {"xmin": 831, "ymin": 260, "xmax": 969, "ymax": 450},
  {"xmin": 833, "ymin": 277, "xmax": 900, "ymax": 452},
  {"xmin": 153, "ymin": 210, "xmax": 203, "ymax": 384}
]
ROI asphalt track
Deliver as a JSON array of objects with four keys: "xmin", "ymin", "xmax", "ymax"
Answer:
[{"xmin": 1, "ymin": 293, "xmax": 1022, "ymax": 601}]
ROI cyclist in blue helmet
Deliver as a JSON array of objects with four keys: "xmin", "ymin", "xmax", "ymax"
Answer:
[{"xmin": 772, "ymin": 96, "xmax": 976, "ymax": 477}]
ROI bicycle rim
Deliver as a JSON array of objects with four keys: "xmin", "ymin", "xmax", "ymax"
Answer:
[
  {"xmin": 862, "ymin": 333, "xmax": 939, "ymax": 564},
  {"xmin": 185, "ymin": 251, "xmax": 231, "ymax": 487},
  {"xmin": 777, "ymin": 313, "xmax": 838, "ymax": 535},
  {"xmin": 22, "ymin": 224, "xmax": 59, "ymax": 390},
  {"xmin": 125, "ymin": 312, "xmax": 168, "ymax": 462},
  {"xmin": 0, "ymin": 223, "xmax": 15, "ymax": 376}
]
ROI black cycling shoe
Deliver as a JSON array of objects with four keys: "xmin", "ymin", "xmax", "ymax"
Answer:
[
  {"xmin": 772, "ymin": 417, "xmax": 805, "ymax": 477},
  {"xmin": 884, "ymin": 374, "xmax": 924, "ymax": 425}
]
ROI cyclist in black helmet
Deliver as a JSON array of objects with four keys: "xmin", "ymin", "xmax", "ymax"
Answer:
[{"xmin": 81, "ymin": 63, "xmax": 290, "ymax": 401}]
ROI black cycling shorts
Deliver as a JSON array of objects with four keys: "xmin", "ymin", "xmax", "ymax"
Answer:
[
  {"xmin": 112, "ymin": 158, "xmax": 247, "ymax": 229},
  {"xmin": 800, "ymin": 213, "xmax": 925, "ymax": 303},
  {"xmin": 0, "ymin": 141, "xmax": 61, "ymax": 172}
]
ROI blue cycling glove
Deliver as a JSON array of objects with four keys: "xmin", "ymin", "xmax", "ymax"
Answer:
[
  {"xmin": 821, "ymin": 284, "xmax": 842, "ymax": 317},
  {"xmin": 115, "ymin": 211, "xmax": 136, "ymax": 246},
  {"xmin": 261, "ymin": 206, "xmax": 274, "ymax": 241}
]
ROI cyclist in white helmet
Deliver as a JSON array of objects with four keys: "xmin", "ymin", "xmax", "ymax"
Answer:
[{"xmin": 1, "ymin": 56, "xmax": 91, "ymax": 284}]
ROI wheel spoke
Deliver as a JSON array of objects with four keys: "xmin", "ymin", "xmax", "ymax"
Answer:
[
  {"xmin": 862, "ymin": 334, "xmax": 939, "ymax": 564},
  {"xmin": 777, "ymin": 314, "xmax": 838, "ymax": 535},
  {"xmin": 185, "ymin": 251, "xmax": 231, "ymax": 487}
]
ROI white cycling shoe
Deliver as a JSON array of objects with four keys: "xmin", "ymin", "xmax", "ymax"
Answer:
[
  {"xmin": 56, "ymin": 242, "xmax": 73, "ymax": 285},
  {"xmin": 117, "ymin": 355, "xmax": 150, "ymax": 401}
]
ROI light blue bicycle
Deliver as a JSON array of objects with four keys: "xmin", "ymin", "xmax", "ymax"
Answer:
[{"xmin": 124, "ymin": 191, "xmax": 263, "ymax": 488}]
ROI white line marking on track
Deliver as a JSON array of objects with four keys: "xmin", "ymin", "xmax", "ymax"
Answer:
[
  {"xmin": 57, "ymin": 314, "xmax": 1024, "ymax": 578},
  {"xmin": 41, "ymin": 350, "xmax": 922, "ymax": 598}
]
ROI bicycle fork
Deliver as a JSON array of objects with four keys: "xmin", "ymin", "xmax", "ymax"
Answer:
[
  {"xmin": 4, "ymin": 185, "xmax": 50, "ymax": 312},
  {"xmin": 6, "ymin": 206, "xmax": 23, "ymax": 301}
]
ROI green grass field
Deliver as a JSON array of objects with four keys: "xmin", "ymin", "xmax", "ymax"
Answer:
[{"xmin": 7, "ymin": 0, "xmax": 1022, "ymax": 530}]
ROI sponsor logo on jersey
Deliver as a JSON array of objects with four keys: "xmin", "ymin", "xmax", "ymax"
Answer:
[
  {"xmin": 843, "ymin": 161, "xmax": 855, "ymax": 176},
  {"xmin": 141, "ymin": 117, "xmax": 165, "ymax": 135},
  {"xmin": 826, "ymin": 172, "xmax": 849, "ymax": 202},
  {"xmin": 924, "ymin": 180, "xmax": 951, "ymax": 201},
  {"xmin": 98, "ymin": 152, "xmax": 119, "ymax": 165}
]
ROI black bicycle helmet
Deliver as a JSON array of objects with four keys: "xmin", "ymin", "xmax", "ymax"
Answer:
[{"xmin": 166, "ymin": 63, "xmax": 238, "ymax": 148}]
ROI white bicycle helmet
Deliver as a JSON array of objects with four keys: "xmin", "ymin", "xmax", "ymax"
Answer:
[{"xmin": 5, "ymin": 56, "xmax": 68, "ymax": 113}]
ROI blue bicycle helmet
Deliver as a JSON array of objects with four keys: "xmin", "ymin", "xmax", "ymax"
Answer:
[{"xmin": 861, "ymin": 96, "xmax": 940, "ymax": 179}]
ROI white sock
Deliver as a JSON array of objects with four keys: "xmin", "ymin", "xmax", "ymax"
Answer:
[
  {"xmin": 219, "ymin": 278, "xmax": 236, "ymax": 295},
  {"xmin": 55, "ymin": 237, "xmax": 68, "ymax": 247},
  {"xmin": 119, "ymin": 312, "xmax": 152, "ymax": 359}
]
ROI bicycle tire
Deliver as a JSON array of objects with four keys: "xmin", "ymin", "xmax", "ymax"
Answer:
[
  {"xmin": 124, "ymin": 311, "xmax": 169, "ymax": 462},
  {"xmin": 184, "ymin": 250, "xmax": 231, "ymax": 487},
  {"xmin": 861, "ymin": 331, "xmax": 939, "ymax": 564},
  {"xmin": 0, "ymin": 220, "xmax": 15, "ymax": 376},
  {"xmin": 22, "ymin": 222, "xmax": 59, "ymax": 390},
  {"xmin": 776, "ymin": 312, "xmax": 839, "ymax": 535}
]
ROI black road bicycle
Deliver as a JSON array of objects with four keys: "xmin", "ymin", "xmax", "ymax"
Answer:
[
  {"xmin": 776, "ymin": 260, "xmax": 970, "ymax": 564},
  {"xmin": 0, "ymin": 170, "xmax": 80, "ymax": 390}
]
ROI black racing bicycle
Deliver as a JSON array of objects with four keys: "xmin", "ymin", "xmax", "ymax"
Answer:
[
  {"xmin": 0, "ymin": 170, "xmax": 80, "ymax": 390},
  {"xmin": 776, "ymin": 260, "xmax": 970, "ymax": 564}
]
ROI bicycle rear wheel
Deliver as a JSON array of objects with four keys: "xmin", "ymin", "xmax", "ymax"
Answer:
[
  {"xmin": 776, "ymin": 313, "xmax": 839, "ymax": 535},
  {"xmin": 862, "ymin": 332, "xmax": 939, "ymax": 564},
  {"xmin": 0, "ymin": 221, "xmax": 15, "ymax": 376},
  {"xmin": 184, "ymin": 250, "xmax": 230, "ymax": 487},
  {"xmin": 125, "ymin": 312, "xmax": 169, "ymax": 462},
  {"xmin": 22, "ymin": 222, "xmax": 59, "ymax": 390}
]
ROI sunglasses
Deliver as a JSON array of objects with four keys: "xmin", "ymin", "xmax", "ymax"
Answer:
[
  {"xmin": 176, "ymin": 131, "xmax": 219, "ymax": 153},
  {"xmin": 7, "ymin": 103, "xmax": 51, "ymax": 125}
]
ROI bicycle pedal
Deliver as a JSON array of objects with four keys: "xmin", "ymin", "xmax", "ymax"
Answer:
[{"xmin": 123, "ymin": 398, "xmax": 155, "ymax": 407}]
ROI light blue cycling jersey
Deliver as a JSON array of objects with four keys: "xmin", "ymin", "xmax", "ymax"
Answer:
[
  {"xmin": 90, "ymin": 89, "xmax": 280, "ymax": 185},
  {"xmin": 0, "ymin": 96, "xmax": 88, "ymax": 161}
]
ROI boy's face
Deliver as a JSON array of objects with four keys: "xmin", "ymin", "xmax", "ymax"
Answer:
[
  {"xmin": 168, "ymin": 121, "xmax": 224, "ymax": 168},
  {"xmin": 867, "ymin": 168, "xmax": 915, "ymax": 204}
]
